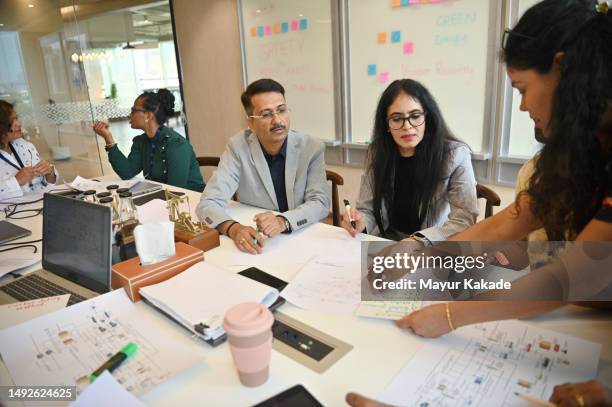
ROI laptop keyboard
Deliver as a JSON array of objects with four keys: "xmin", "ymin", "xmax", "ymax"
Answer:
[{"xmin": 0, "ymin": 274, "xmax": 87, "ymax": 306}]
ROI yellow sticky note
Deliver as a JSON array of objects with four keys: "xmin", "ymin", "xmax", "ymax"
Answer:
[
  {"xmin": 274, "ymin": 23, "xmax": 281, "ymax": 33},
  {"xmin": 377, "ymin": 32, "xmax": 387, "ymax": 44},
  {"xmin": 390, "ymin": 0, "xmax": 401, "ymax": 6}
]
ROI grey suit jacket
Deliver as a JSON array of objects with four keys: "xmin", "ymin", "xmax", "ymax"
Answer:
[
  {"xmin": 357, "ymin": 141, "xmax": 478, "ymax": 242},
  {"xmin": 196, "ymin": 129, "xmax": 330, "ymax": 232}
]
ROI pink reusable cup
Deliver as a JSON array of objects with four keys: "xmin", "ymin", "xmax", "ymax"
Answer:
[{"xmin": 223, "ymin": 302, "xmax": 274, "ymax": 387}]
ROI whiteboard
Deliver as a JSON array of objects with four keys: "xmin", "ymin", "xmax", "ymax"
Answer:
[
  {"xmin": 507, "ymin": 0, "xmax": 542, "ymax": 157},
  {"xmin": 239, "ymin": 0, "xmax": 337, "ymax": 142},
  {"xmin": 347, "ymin": 0, "xmax": 495, "ymax": 152}
]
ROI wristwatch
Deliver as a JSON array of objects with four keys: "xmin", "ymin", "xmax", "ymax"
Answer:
[
  {"xmin": 277, "ymin": 216, "xmax": 292, "ymax": 234},
  {"xmin": 104, "ymin": 142, "xmax": 116, "ymax": 152}
]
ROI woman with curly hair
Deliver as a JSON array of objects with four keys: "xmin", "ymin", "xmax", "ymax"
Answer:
[{"xmin": 93, "ymin": 88, "xmax": 204, "ymax": 192}]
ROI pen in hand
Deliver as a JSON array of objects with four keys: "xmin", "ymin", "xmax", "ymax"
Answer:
[
  {"xmin": 89, "ymin": 342, "xmax": 137, "ymax": 382},
  {"xmin": 344, "ymin": 199, "xmax": 357, "ymax": 229}
]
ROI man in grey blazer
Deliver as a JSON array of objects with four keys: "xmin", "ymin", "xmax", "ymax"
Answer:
[{"xmin": 196, "ymin": 79, "xmax": 330, "ymax": 254}]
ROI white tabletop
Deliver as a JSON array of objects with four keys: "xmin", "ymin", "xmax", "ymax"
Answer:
[{"xmin": 1, "ymin": 184, "xmax": 611, "ymax": 407}]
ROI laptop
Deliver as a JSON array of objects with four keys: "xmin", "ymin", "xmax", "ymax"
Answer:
[
  {"xmin": 0, "ymin": 220, "xmax": 31, "ymax": 244},
  {"xmin": 0, "ymin": 194, "xmax": 113, "ymax": 306},
  {"xmin": 129, "ymin": 180, "xmax": 163, "ymax": 197}
]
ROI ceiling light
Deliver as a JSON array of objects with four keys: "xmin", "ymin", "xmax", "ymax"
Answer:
[
  {"xmin": 0, "ymin": 24, "xmax": 4, "ymax": 27},
  {"xmin": 28, "ymin": 4, "xmax": 35, "ymax": 8}
]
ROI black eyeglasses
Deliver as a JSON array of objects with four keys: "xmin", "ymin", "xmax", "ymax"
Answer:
[
  {"xmin": 502, "ymin": 29, "xmax": 537, "ymax": 50},
  {"xmin": 130, "ymin": 107, "xmax": 148, "ymax": 114},
  {"xmin": 387, "ymin": 112, "xmax": 426, "ymax": 130}
]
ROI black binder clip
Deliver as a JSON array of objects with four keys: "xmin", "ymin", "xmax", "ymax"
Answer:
[{"xmin": 194, "ymin": 323, "xmax": 209, "ymax": 336}]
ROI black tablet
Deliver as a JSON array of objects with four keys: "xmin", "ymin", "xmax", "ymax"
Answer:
[
  {"xmin": 253, "ymin": 384, "xmax": 323, "ymax": 407},
  {"xmin": 0, "ymin": 220, "xmax": 31, "ymax": 244}
]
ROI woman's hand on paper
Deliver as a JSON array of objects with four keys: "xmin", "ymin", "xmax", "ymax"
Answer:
[
  {"xmin": 396, "ymin": 303, "xmax": 452, "ymax": 338},
  {"xmin": 229, "ymin": 223, "xmax": 265, "ymax": 255},
  {"xmin": 549, "ymin": 380, "xmax": 612, "ymax": 407},
  {"xmin": 340, "ymin": 208, "xmax": 366, "ymax": 237},
  {"xmin": 345, "ymin": 393, "xmax": 392, "ymax": 407}
]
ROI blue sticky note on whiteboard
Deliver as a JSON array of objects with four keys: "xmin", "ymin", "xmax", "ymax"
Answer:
[
  {"xmin": 300, "ymin": 19, "xmax": 308, "ymax": 30},
  {"xmin": 257, "ymin": 26, "xmax": 264, "ymax": 37},
  {"xmin": 391, "ymin": 31, "xmax": 401, "ymax": 43},
  {"xmin": 281, "ymin": 22, "xmax": 289, "ymax": 33},
  {"xmin": 401, "ymin": 0, "xmax": 409, "ymax": 5},
  {"xmin": 367, "ymin": 64, "xmax": 377, "ymax": 76}
]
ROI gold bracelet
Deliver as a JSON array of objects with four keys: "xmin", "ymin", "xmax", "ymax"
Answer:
[{"xmin": 445, "ymin": 302, "xmax": 455, "ymax": 331}]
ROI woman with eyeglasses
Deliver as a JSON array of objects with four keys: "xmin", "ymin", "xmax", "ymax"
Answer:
[
  {"xmin": 340, "ymin": 79, "xmax": 478, "ymax": 243},
  {"xmin": 0, "ymin": 100, "xmax": 58, "ymax": 201},
  {"xmin": 92, "ymin": 88, "xmax": 205, "ymax": 192}
]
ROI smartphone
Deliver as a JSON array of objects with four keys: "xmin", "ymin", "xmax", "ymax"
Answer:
[
  {"xmin": 252, "ymin": 384, "xmax": 323, "ymax": 407},
  {"xmin": 239, "ymin": 267, "xmax": 287, "ymax": 311}
]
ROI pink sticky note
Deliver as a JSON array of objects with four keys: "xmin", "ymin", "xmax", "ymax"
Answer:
[
  {"xmin": 379, "ymin": 72, "xmax": 390, "ymax": 83},
  {"xmin": 403, "ymin": 42, "xmax": 414, "ymax": 54},
  {"xmin": 265, "ymin": 25, "xmax": 272, "ymax": 35},
  {"xmin": 291, "ymin": 20, "xmax": 299, "ymax": 31}
]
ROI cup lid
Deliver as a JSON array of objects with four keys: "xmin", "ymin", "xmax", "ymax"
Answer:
[{"xmin": 223, "ymin": 302, "xmax": 274, "ymax": 336}]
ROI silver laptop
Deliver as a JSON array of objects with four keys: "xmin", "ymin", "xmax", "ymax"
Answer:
[
  {"xmin": 0, "ymin": 194, "xmax": 113, "ymax": 306},
  {"xmin": 129, "ymin": 180, "xmax": 163, "ymax": 196},
  {"xmin": 0, "ymin": 220, "xmax": 31, "ymax": 244}
]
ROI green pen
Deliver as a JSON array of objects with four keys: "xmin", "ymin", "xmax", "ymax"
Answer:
[{"xmin": 89, "ymin": 342, "xmax": 137, "ymax": 382}]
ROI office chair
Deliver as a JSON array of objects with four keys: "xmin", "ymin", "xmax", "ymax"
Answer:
[
  {"xmin": 325, "ymin": 170, "xmax": 344, "ymax": 226},
  {"xmin": 196, "ymin": 156, "xmax": 238, "ymax": 201},
  {"xmin": 476, "ymin": 183, "xmax": 501, "ymax": 218}
]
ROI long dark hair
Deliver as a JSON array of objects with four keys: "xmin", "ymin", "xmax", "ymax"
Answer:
[
  {"xmin": 504, "ymin": 0, "xmax": 612, "ymax": 240},
  {"xmin": 139, "ymin": 88, "xmax": 176, "ymax": 125},
  {"xmin": 368, "ymin": 79, "xmax": 461, "ymax": 237}
]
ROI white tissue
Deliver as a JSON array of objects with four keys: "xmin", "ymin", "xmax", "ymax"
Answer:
[{"xmin": 134, "ymin": 222, "xmax": 176, "ymax": 265}]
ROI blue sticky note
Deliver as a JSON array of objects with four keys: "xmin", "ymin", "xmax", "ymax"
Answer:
[
  {"xmin": 257, "ymin": 26, "xmax": 264, "ymax": 37},
  {"xmin": 300, "ymin": 18, "xmax": 308, "ymax": 30},
  {"xmin": 401, "ymin": 0, "xmax": 409, "ymax": 5},
  {"xmin": 281, "ymin": 22, "xmax": 289, "ymax": 33},
  {"xmin": 391, "ymin": 31, "xmax": 401, "ymax": 43},
  {"xmin": 367, "ymin": 64, "xmax": 377, "ymax": 76}
]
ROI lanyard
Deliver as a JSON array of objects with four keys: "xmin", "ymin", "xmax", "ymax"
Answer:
[{"xmin": 0, "ymin": 143, "xmax": 26, "ymax": 171}]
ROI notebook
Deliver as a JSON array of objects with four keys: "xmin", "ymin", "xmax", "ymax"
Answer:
[{"xmin": 140, "ymin": 262, "xmax": 279, "ymax": 343}]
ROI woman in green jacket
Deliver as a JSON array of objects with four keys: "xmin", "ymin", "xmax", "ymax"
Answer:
[{"xmin": 93, "ymin": 89, "xmax": 205, "ymax": 192}]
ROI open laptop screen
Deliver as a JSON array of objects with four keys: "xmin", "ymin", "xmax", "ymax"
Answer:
[{"xmin": 42, "ymin": 193, "xmax": 112, "ymax": 293}]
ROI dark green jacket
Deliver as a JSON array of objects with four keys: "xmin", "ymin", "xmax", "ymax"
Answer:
[{"xmin": 107, "ymin": 126, "xmax": 205, "ymax": 192}]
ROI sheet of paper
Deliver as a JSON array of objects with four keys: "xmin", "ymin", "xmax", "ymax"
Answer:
[
  {"xmin": 70, "ymin": 371, "xmax": 146, "ymax": 407},
  {"xmin": 380, "ymin": 320, "xmax": 602, "ymax": 406},
  {"xmin": 0, "ymin": 295, "xmax": 69, "ymax": 330},
  {"xmin": 136, "ymin": 199, "xmax": 169, "ymax": 224},
  {"xmin": 354, "ymin": 300, "xmax": 423, "ymax": 320},
  {"xmin": 281, "ymin": 255, "xmax": 362, "ymax": 315},
  {"xmin": 0, "ymin": 289, "xmax": 202, "ymax": 402},
  {"xmin": 0, "ymin": 251, "xmax": 41, "ymax": 278},
  {"xmin": 69, "ymin": 176, "xmax": 138, "ymax": 194}
]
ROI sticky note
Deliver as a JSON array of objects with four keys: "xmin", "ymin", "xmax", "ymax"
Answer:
[
  {"xmin": 257, "ymin": 26, "xmax": 264, "ymax": 37},
  {"xmin": 403, "ymin": 41, "xmax": 414, "ymax": 54},
  {"xmin": 391, "ymin": 31, "xmax": 401, "ymax": 43},
  {"xmin": 379, "ymin": 72, "xmax": 390, "ymax": 83},
  {"xmin": 390, "ymin": 0, "xmax": 401, "ymax": 6},
  {"xmin": 409, "ymin": 0, "xmax": 420, "ymax": 4},
  {"xmin": 368, "ymin": 64, "xmax": 377, "ymax": 76},
  {"xmin": 265, "ymin": 25, "xmax": 272, "ymax": 35},
  {"xmin": 401, "ymin": 0, "xmax": 409, "ymax": 5},
  {"xmin": 250, "ymin": 27, "xmax": 257, "ymax": 37},
  {"xmin": 300, "ymin": 19, "xmax": 308, "ymax": 30},
  {"xmin": 377, "ymin": 32, "xmax": 387, "ymax": 44},
  {"xmin": 291, "ymin": 19, "xmax": 299, "ymax": 31},
  {"xmin": 281, "ymin": 22, "xmax": 289, "ymax": 32},
  {"xmin": 274, "ymin": 23, "xmax": 281, "ymax": 34}
]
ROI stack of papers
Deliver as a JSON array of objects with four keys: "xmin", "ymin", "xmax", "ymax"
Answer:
[{"xmin": 140, "ymin": 262, "xmax": 279, "ymax": 341}]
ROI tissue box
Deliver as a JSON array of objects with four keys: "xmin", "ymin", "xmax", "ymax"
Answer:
[{"xmin": 111, "ymin": 242, "xmax": 204, "ymax": 302}]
